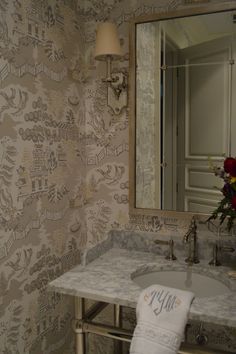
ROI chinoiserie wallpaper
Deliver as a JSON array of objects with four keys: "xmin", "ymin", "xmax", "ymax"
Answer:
[
  {"xmin": 0, "ymin": 0, "xmax": 231, "ymax": 353},
  {"xmin": 0, "ymin": 1, "xmax": 85, "ymax": 353}
]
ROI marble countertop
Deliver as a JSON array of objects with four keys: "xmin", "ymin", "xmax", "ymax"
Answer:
[{"xmin": 48, "ymin": 247, "xmax": 236, "ymax": 328}]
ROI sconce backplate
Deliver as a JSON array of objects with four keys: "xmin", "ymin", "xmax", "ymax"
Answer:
[{"xmin": 107, "ymin": 72, "xmax": 127, "ymax": 115}]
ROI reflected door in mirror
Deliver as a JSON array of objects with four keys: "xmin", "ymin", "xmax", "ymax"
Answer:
[{"xmin": 132, "ymin": 7, "xmax": 236, "ymax": 215}]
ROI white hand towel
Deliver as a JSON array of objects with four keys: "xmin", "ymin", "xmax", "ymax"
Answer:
[{"xmin": 130, "ymin": 285, "xmax": 194, "ymax": 354}]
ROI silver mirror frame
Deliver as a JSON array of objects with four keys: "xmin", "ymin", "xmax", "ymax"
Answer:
[{"xmin": 129, "ymin": 2, "xmax": 236, "ymax": 220}]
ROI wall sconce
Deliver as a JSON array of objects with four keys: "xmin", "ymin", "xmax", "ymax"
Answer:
[{"xmin": 94, "ymin": 22, "xmax": 127, "ymax": 115}]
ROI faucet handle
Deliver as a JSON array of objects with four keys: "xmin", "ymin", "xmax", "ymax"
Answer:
[
  {"xmin": 209, "ymin": 244, "xmax": 221, "ymax": 266},
  {"xmin": 154, "ymin": 239, "xmax": 177, "ymax": 261},
  {"xmin": 209, "ymin": 244, "xmax": 235, "ymax": 266}
]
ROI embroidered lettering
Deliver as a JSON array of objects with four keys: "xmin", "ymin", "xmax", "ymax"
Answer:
[{"xmin": 146, "ymin": 289, "xmax": 181, "ymax": 316}]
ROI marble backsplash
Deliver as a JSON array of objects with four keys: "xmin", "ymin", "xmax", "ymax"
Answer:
[{"xmin": 84, "ymin": 227, "xmax": 236, "ymax": 267}]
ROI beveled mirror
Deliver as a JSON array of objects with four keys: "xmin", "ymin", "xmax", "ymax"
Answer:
[{"xmin": 129, "ymin": 3, "xmax": 236, "ymax": 217}]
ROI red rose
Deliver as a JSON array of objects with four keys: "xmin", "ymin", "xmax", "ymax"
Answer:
[
  {"xmin": 224, "ymin": 157, "xmax": 236, "ymax": 176},
  {"xmin": 232, "ymin": 195, "xmax": 236, "ymax": 210}
]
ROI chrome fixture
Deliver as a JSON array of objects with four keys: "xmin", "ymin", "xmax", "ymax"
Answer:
[
  {"xmin": 195, "ymin": 323, "xmax": 208, "ymax": 346},
  {"xmin": 209, "ymin": 244, "xmax": 235, "ymax": 266},
  {"xmin": 154, "ymin": 239, "xmax": 177, "ymax": 261},
  {"xmin": 94, "ymin": 22, "xmax": 127, "ymax": 115},
  {"xmin": 209, "ymin": 244, "xmax": 221, "ymax": 266},
  {"xmin": 183, "ymin": 217, "xmax": 199, "ymax": 264}
]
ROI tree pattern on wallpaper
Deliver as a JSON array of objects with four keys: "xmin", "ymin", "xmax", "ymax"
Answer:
[{"xmin": 0, "ymin": 1, "xmax": 85, "ymax": 353}]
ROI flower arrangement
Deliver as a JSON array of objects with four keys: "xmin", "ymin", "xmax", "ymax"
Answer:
[{"xmin": 208, "ymin": 157, "xmax": 236, "ymax": 232}]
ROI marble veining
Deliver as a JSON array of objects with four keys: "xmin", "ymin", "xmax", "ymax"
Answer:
[
  {"xmin": 111, "ymin": 229, "xmax": 236, "ymax": 264},
  {"xmin": 48, "ymin": 247, "xmax": 236, "ymax": 328}
]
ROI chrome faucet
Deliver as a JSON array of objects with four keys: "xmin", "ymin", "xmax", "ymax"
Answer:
[
  {"xmin": 209, "ymin": 243, "xmax": 235, "ymax": 266},
  {"xmin": 154, "ymin": 239, "xmax": 177, "ymax": 261},
  {"xmin": 183, "ymin": 217, "xmax": 199, "ymax": 264},
  {"xmin": 209, "ymin": 243, "xmax": 221, "ymax": 266}
]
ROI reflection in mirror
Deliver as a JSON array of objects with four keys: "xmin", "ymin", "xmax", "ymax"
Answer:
[{"xmin": 134, "ymin": 8, "xmax": 236, "ymax": 214}]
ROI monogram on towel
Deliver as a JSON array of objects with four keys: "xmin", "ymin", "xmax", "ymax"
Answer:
[
  {"xmin": 130, "ymin": 285, "xmax": 194, "ymax": 354},
  {"xmin": 144, "ymin": 289, "xmax": 182, "ymax": 316}
]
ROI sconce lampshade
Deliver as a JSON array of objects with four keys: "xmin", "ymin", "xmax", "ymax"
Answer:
[{"xmin": 94, "ymin": 22, "xmax": 122, "ymax": 60}]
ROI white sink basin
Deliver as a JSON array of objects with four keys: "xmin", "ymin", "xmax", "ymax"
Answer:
[{"xmin": 132, "ymin": 269, "xmax": 231, "ymax": 298}]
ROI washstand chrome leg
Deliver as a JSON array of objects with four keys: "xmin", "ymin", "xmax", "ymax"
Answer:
[
  {"xmin": 114, "ymin": 304, "xmax": 122, "ymax": 354},
  {"xmin": 74, "ymin": 297, "xmax": 85, "ymax": 354}
]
